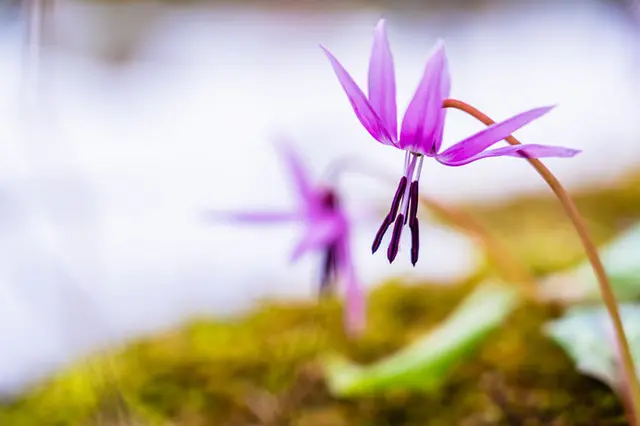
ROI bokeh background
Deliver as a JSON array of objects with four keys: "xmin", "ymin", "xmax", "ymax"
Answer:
[{"xmin": 0, "ymin": 0, "xmax": 639, "ymax": 413}]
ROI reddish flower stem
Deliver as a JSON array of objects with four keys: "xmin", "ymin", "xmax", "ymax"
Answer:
[{"xmin": 443, "ymin": 98, "xmax": 640, "ymax": 425}]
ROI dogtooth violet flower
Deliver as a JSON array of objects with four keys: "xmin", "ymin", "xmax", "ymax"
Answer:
[
  {"xmin": 321, "ymin": 19, "xmax": 580, "ymax": 266},
  {"xmin": 208, "ymin": 142, "xmax": 364, "ymax": 333}
]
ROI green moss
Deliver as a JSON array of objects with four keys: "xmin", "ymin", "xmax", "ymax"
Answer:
[{"xmin": 0, "ymin": 279, "xmax": 625, "ymax": 425}]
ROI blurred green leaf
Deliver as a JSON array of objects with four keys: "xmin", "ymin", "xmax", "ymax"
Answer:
[
  {"xmin": 323, "ymin": 281, "xmax": 520, "ymax": 396},
  {"xmin": 545, "ymin": 304, "xmax": 640, "ymax": 391}
]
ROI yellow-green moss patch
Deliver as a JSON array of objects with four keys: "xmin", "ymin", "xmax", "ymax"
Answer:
[{"xmin": 0, "ymin": 279, "xmax": 625, "ymax": 425}]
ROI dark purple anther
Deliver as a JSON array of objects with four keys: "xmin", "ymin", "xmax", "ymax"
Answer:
[
  {"xmin": 409, "ymin": 217, "xmax": 419, "ymax": 266},
  {"xmin": 320, "ymin": 244, "xmax": 338, "ymax": 297},
  {"xmin": 387, "ymin": 213, "xmax": 404, "ymax": 263},
  {"xmin": 372, "ymin": 214, "xmax": 393, "ymax": 253},
  {"xmin": 372, "ymin": 176, "xmax": 407, "ymax": 254},
  {"xmin": 408, "ymin": 181, "xmax": 419, "ymax": 220},
  {"xmin": 408, "ymin": 181, "xmax": 420, "ymax": 265},
  {"xmin": 321, "ymin": 190, "xmax": 339, "ymax": 210},
  {"xmin": 404, "ymin": 180, "xmax": 419, "ymax": 224},
  {"xmin": 388, "ymin": 177, "xmax": 407, "ymax": 218}
]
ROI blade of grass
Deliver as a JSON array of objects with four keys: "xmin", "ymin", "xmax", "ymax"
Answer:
[{"xmin": 324, "ymin": 281, "xmax": 519, "ymax": 396}]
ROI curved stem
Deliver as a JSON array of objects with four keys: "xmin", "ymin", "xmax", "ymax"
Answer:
[{"xmin": 443, "ymin": 98, "xmax": 640, "ymax": 425}]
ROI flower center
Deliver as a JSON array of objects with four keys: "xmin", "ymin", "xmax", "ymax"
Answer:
[
  {"xmin": 372, "ymin": 152, "xmax": 423, "ymax": 265},
  {"xmin": 319, "ymin": 189, "xmax": 339, "ymax": 210}
]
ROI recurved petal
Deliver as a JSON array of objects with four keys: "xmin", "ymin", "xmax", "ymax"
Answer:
[
  {"xmin": 274, "ymin": 140, "xmax": 315, "ymax": 202},
  {"xmin": 368, "ymin": 19, "xmax": 398, "ymax": 139},
  {"xmin": 290, "ymin": 216, "xmax": 344, "ymax": 262},
  {"xmin": 432, "ymin": 50, "xmax": 451, "ymax": 154},
  {"xmin": 437, "ymin": 105, "xmax": 554, "ymax": 164},
  {"xmin": 436, "ymin": 143, "xmax": 581, "ymax": 167},
  {"xmin": 321, "ymin": 45, "xmax": 395, "ymax": 145},
  {"xmin": 204, "ymin": 210, "xmax": 300, "ymax": 223},
  {"xmin": 399, "ymin": 40, "xmax": 450, "ymax": 154}
]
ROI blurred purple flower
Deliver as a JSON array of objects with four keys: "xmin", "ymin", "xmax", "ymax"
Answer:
[
  {"xmin": 321, "ymin": 19, "xmax": 580, "ymax": 266},
  {"xmin": 209, "ymin": 142, "xmax": 364, "ymax": 334}
]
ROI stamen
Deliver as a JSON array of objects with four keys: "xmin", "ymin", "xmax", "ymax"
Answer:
[
  {"xmin": 320, "ymin": 189, "xmax": 338, "ymax": 209},
  {"xmin": 410, "ymin": 217, "xmax": 419, "ymax": 266},
  {"xmin": 408, "ymin": 179, "xmax": 420, "ymax": 265},
  {"xmin": 399, "ymin": 155, "xmax": 418, "ymax": 222},
  {"xmin": 387, "ymin": 213, "xmax": 404, "ymax": 263},
  {"xmin": 414, "ymin": 154, "xmax": 425, "ymax": 181},
  {"xmin": 374, "ymin": 152, "xmax": 424, "ymax": 264},
  {"xmin": 372, "ymin": 215, "xmax": 393, "ymax": 253},
  {"xmin": 388, "ymin": 177, "xmax": 407, "ymax": 219},
  {"xmin": 320, "ymin": 244, "xmax": 338, "ymax": 297},
  {"xmin": 408, "ymin": 180, "xmax": 419, "ymax": 222},
  {"xmin": 372, "ymin": 176, "xmax": 407, "ymax": 253}
]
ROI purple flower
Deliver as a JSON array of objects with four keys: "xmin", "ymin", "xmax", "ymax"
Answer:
[
  {"xmin": 321, "ymin": 19, "xmax": 580, "ymax": 266},
  {"xmin": 210, "ymin": 142, "xmax": 364, "ymax": 334}
]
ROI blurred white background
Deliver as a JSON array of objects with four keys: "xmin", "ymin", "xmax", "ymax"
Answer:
[{"xmin": 0, "ymin": 0, "xmax": 638, "ymax": 394}]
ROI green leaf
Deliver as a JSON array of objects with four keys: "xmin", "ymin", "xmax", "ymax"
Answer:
[
  {"xmin": 323, "ymin": 281, "xmax": 520, "ymax": 396},
  {"xmin": 545, "ymin": 304, "xmax": 640, "ymax": 390}
]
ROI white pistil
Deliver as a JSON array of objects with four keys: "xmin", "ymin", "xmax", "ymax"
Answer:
[
  {"xmin": 414, "ymin": 154, "xmax": 424, "ymax": 182},
  {"xmin": 399, "ymin": 153, "xmax": 418, "ymax": 217}
]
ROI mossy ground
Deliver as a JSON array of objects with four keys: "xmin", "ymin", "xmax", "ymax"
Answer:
[
  {"xmin": 2, "ymin": 173, "xmax": 640, "ymax": 426},
  {"xmin": 0, "ymin": 281, "xmax": 626, "ymax": 426}
]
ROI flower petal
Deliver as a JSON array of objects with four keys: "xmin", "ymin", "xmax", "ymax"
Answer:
[
  {"xmin": 399, "ymin": 40, "xmax": 450, "ymax": 154},
  {"xmin": 321, "ymin": 44, "xmax": 395, "ymax": 145},
  {"xmin": 204, "ymin": 211, "xmax": 300, "ymax": 223},
  {"xmin": 432, "ymin": 57, "xmax": 451, "ymax": 154},
  {"xmin": 436, "ymin": 105, "xmax": 554, "ymax": 164},
  {"xmin": 337, "ymin": 237, "xmax": 365, "ymax": 335},
  {"xmin": 368, "ymin": 19, "xmax": 397, "ymax": 140},
  {"xmin": 290, "ymin": 216, "xmax": 343, "ymax": 261},
  {"xmin": 274, "ymin": 140, "xmax": 315, "ymax": 202},
  {"xmin": 436, "ymin": 143, "xmax": 581, "ymax": 167}
]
